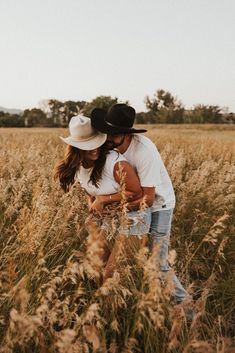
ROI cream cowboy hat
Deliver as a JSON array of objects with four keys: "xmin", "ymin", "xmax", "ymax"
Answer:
[{"xmin": 60, "ymin": 115, "xmax": 107, "ymax": 150}]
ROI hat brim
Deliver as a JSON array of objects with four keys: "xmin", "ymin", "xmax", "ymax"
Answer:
[
  {"xmin": 60, "ymin": 132, "xmax": 107, "ymax": 150},
  {"xmin": 91, "ymin": 108, "xmax": 147, "ymax": 134}
]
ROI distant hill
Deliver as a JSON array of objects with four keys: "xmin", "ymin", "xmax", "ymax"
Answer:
[{"xmin": 0, "ymin": 106, "xmax": 23, "ymax": 114}]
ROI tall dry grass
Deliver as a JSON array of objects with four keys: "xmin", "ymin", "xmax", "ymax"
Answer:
[{"xmin": 0, "ymin": 126, "xmax": 234, "ymax": 353}]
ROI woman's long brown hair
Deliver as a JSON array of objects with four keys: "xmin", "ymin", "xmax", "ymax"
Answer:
[{"xmin": 54, "ymin": 144, "xmax": 110, "ymax": 192}]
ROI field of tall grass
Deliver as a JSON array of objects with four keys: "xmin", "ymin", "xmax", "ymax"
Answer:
[{"xmin": 0, "ymin": 125, "xmax": 234, "ymax": 353}]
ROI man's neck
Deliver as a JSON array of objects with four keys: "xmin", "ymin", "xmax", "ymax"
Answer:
[{"xmin": 117, "ymin": 135, "xmax": 132, "ymax": 154}]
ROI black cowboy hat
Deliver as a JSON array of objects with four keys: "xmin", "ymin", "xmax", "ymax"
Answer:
[{"xmin": 90, "ymin": 103, "xmax": 147, "ymax": 134}]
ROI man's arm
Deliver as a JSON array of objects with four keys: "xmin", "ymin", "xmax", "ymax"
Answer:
[
  {"xmin": 127, "ymin": 186, "xmax": 155, "ymax": 211},
  {"xmin": 95, "ymin": 190, "xmax": 136, "ymax": 206}
]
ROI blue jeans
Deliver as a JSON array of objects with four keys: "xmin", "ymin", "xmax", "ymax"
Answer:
[
  {"xmin": 97, "ymin": 208, "xmax": 151, "ymax": 240},
  {"xmin": 149, "ymin": 209, "xmax": 187, "ymax": 303},
  {"xmin": 121, "ymin": 208, "xmax": 151, "ymax": 236}
]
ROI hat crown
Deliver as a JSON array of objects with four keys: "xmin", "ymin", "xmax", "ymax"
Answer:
[
  {"xmin": 106, "ymin": 104, "xmax": 135, "ymax": 128},
  {"xmin": 69, "ymin": 115, "xmax": 95, "ymax": 139},
  {"xmin": 60, "ymin": 115, "xmax": 107, "ymax": 150},
  {"xmin": 90, "ymin": 104, "xmax": 147, "ymax": 134}
]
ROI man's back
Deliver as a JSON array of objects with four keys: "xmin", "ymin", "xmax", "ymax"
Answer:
[{"xmin": 122, "ymin": 134, "xmax": 175, "ymax": 211}]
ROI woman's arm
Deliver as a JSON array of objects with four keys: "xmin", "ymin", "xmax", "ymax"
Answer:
[
  {"xmin": 87, "ymin": 194, "xmax": 95, "ymax": 210},
  {"xmin": 95, "ymin": 181, "xmax": 155, "ymax": 212},
  {"xmin": 113, "ymin": 161, "xmax": 143, "ymax": 198},
  {"xmin": 90, "ymin": 161, "xmax": 143, "ymax": 213},
  {"xmin": 97, "ymin": 161, "xmax": 143, "ymax": 204},
  {"xmin": 89, "ymin": 190, "xmax": 134, "ymax": 214},
  {"xmin": 95, "ymin": 190, "xmax": 135, "ymax": 205}
]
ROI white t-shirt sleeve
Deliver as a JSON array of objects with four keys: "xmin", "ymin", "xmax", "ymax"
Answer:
[{"xmin": 136, "ymin": 146, "xmax": 161, "ymax": 187}]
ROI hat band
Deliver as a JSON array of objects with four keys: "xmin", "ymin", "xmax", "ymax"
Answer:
[
  {"xmin": 105, "ymin": 119, "xmax": 132, "ymax": 130},
  {"xmin": 70, "ymin": 132, "xmax": 100, "ymax": 142}
]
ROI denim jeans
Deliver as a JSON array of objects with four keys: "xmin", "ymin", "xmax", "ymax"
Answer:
[
  {"xmin": 121, "ymin": 208, "xmax": 152, "ymax": 237},
  {"xmin": 149, "ymin": 209, "xmax": 187, "ymax": 303}
]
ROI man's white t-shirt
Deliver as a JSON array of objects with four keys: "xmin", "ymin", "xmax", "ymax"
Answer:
[
  {"xmin": 122, "ymin": 134, "xmax": 175, "ymax": 211},
  {"xmin": 74, "ymin": 150, "xmax": 126, "ymax": 196}
]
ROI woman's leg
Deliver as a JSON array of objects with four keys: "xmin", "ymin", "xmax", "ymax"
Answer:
[
  {"xmin": 102, "ymin": 208, "xmax": 151, "ymax": 282},
  {"xmin": 103, "ymin": 234, "xmax": 148, "ymax": 282},
  {"xmin": 85, "ymin": 216, "xmax": 111, "ymax": 267}
]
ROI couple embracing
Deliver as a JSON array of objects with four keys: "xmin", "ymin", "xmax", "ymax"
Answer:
[{"xmin": 54, "ymin": 103, "xmax": 188, "ymax": 306}]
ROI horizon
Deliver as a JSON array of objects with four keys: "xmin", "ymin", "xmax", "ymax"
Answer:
[{"xmin": 0, "ymin": 96, "xmax": 234, "ymax": 114}]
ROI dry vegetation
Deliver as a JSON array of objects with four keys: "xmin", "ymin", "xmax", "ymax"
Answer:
[{"xmin": 0, "ymin": 125, "xmax": 234, "ymax": 353}]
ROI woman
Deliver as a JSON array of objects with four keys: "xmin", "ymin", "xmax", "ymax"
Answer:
[{"xmin": 54, "ymin": 115, "xmax": 151, "ymax": 282}]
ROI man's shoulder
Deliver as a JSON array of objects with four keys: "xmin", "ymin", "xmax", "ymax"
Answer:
[
  {"xmin": 122, "ymin": 134, "xmax": 161, "ymax": 167},
  {"xmin": 132, "ymin": 134, "xmax": 158, "ymax": 153}
]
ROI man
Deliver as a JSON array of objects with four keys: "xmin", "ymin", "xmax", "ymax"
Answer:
[{"xmin": 90, "ymin": 103, "xmax": 188, "ymax": 304}]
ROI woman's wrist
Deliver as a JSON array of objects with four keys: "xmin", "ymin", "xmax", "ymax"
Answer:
[
  {"xmin": 96, "ymin": 195, "xmax": 105, "ymax": 204},
  {"xmin": 98, "ymin": 194, "xmax": 114, "ymax": 205}
]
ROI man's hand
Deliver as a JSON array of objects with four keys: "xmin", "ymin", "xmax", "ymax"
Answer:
[
  {"xmin": 127, "ymin": 187, "xmax": 155, "ymax": 210},
  {"xmin": 124, "ymin": 190, "xmax": 135, "ymax": 201}
]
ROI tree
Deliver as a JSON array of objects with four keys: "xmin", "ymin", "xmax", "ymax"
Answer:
[
  {"xmin": 135, "ymin": 112, "xmax": 145, "ymax": 124},
  {"xmin": 22, "ymin": 109, "xmax": 47, "ymax": 127},
  {"xmin": 145, "ymin": 89, "xmax": 184, "ymax": 123},
  {"xmin": 64, "ymin": 100, "xmax": 86, "ymax": 122},
  {"xmin": 47, "ymin": 100, "xmax": 63, "ymax": 126},
  {"xmin": 157, "ymin": 89, "xmax": 176, "ymax": 108},
  {"xmin": 186, "ymin": 105, "xmax": 223, "ymax": 124},
  {"xmin": 205, "ymin": 105, "xmax": 222, "ymax": 123},
  {"xmin": 0, "ymin": 112, "xmax": 24, "ymax": 127},
  {"xmin": 83, "ymin": 96, "xmax": 126, "ymax": 117},
  {"xmin": 222, "ymin": 112, "xmax": 235, "ymax": 124},
  {"xmin": 145, "ymin": 95, "xmax": 159, "ymax": 114},
  {"xmin": 47, "ymin": 99, "xmax": 87, "ymax": 126}
]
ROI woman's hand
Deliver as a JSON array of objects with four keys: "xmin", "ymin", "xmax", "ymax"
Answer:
[
  {"xmin": 89, "ymin": 197, "xmax": 104, "ymax": 215},
  {"xmin": 87, "ymin": 195, "xmax": 95, "ymax": 210}
]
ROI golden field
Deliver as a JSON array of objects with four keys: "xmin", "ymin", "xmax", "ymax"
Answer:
[{"xmin": 0, "ymin": 125, "xmax": 234, "ymax": 353}]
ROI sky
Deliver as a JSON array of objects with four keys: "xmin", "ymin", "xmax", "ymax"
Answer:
[{"xmin": 0, "ymin": 0, "xmax": 235, "ymax": 112}]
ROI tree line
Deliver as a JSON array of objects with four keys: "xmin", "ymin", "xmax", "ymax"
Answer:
[{"xmin": 0, "ymin": 90, "xmax": 234, "ymax": 127}]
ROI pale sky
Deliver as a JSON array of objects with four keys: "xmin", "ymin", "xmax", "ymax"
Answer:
[{"xmin": 0, "ymin": 0, "xmax": 235, "ymax": 112}]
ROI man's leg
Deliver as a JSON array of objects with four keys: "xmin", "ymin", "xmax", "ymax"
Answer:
[{"xmin": 149, "ymin": 209, "xmax": 187, "ymax": 303}]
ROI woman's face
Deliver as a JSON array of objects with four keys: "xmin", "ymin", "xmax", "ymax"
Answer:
[{"xmin": 83, "ymin": 147, "xmax": 100, "ymax": 162}]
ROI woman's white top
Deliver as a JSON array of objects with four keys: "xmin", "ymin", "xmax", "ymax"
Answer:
[{"xmin": 74, "ymin": 150, "xmax": 126, "ymax": 196}]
